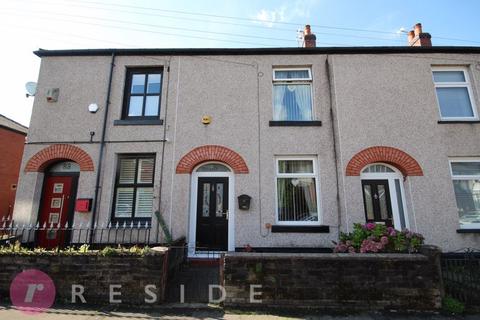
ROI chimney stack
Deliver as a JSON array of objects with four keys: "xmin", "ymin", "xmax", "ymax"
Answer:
[
  {"xmin": 408, "ymin": 23, "xmax": 432, "ymax": 47},
  {"xmin": 303, "ymin": 25, "xmax": 316, "ymax": 48}
]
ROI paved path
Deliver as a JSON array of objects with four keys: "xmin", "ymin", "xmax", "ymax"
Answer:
[{"xmin": 0, "ymin": 305, "xmax": 476, "ymax": 320}]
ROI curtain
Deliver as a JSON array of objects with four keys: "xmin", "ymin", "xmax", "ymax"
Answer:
[{"xmin": 273, "ymin": 84, "xmax": 312, "ymax": 121}]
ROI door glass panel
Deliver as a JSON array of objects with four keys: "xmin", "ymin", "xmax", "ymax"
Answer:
[
  {"xmin": 202, "ymin": 183, "xmax": 210, "ymax": 217},
  {"xmin": 377, "ymin": 185, "xmax": 389, "ymax": 220},
  {"xmin": 395, "ymin": 179, "xmax": 406, "ymax": 229},
  {"xmin": 216, "ymin": 183, "xmax": 224, "ymax": 217},
  {"xmin": 363, "ymin": 184, "xmax": 374, "ymax": 220}
]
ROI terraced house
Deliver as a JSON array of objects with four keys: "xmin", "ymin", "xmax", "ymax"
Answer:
[{"xmin": 11, "ymin": 24, "xmax": 480, "ymax": 254}]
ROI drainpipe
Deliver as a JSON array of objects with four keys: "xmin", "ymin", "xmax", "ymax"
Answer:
[
  {"xmin": 155, "ymin": 57, "xmax": 172, "ymax": 243},
  {"xmin": 90, "ymin": 51, "xmax": 116, "ymax": 244},
  {"xmin": 325, "ymin": 56, "xmax": 342, "ymax": 231}
]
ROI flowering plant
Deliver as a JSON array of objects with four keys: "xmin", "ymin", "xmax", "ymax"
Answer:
[{"xmin": 333, "ymin": 223, "xmax": 424, "ymax": 253}]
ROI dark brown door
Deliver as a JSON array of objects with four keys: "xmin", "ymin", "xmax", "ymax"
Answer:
[
  {"xmin": 361, "ymin": 179, "xmax": 393, "ymax": 226},
  {"xmin": 196, "ymin": 177, "xmax": 228, "ymax": 251},
  {"xmin": 37, "ymin": 174, "xmax": 77, "ymax": 248}
]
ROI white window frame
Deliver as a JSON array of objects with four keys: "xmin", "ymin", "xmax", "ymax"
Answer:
[
  {"xmin": 272, "ymin": 67, "xmax": 314, "ymax": 121},
  {"xmin": 274, "ymin": 156, "xmax": 322, "ymax": 225},
  {"xmin": 449, "ymin": 159, "xmax": 480, "ymax": 229},
  {"xmin": 432, "ymin": 66, "xmax": 478, "ymax": 121}
]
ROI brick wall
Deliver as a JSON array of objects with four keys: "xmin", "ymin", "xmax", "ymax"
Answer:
[
  {"xmin": 0, "ymin": 250, "xmax": 168, "ymax": 305},
  {"xmin": 223, "ymin": 248, "xmax": 443, "ymax": 310},
  {"xmin": 0, "ymin": 128, "xmax": 26, "ymax": 220}
]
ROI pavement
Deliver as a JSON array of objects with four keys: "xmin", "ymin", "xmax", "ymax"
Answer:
[{"xmin": 0, "ymin": 304, "xmax": 479, "ymax": 320}]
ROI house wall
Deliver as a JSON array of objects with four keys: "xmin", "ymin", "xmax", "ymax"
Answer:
[
  {"xmin": 0, "ymin": 127, "xmax": 26, "ymax": 221},
  {"xmin": 331, "ymin": 53, "xmax": 480, "ymax": 251},
  {"xmin": 13, "ymin": 51, "xmax": 480, "ymax": 251}
]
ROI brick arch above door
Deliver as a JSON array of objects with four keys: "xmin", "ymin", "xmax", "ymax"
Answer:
[
  {"xmin": 25, "ymin": 144, "xmax": 94, "ymax": 172},
  {"xmin": 345, "ymin": 146, "xmax": 423, "ymax": 177},
  {"xmin": 176, "ymin": 145, "xmax": 249, "ymax": 174}
]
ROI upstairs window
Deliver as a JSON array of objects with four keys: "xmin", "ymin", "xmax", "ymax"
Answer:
[
  {"xmin": 273, "ymin": 68, "xmax": 313, "ymax": 121},
  {"xmin": 122, "ymin": 68, "xmax": 163, "ymax": 119},
  {"xmin": 275, "ymin": 157, "xmax": 320, "ymax": 225},
  {"xmin": 113, "ymin": 154, "xmax": 155, "ymax": 221},
  {"xmin": 449, "ymin": 160, "xmax": 480, "ymax": 229},
  {"xmin": 432, "ymin": 67, "xmax": 477, "ymax": 120}
]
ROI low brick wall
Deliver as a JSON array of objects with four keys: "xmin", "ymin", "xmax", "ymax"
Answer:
[
  {"xmin": 223, "ymin": 249, "xmax": 443, "ymax": 310},
  {"xmin": 0, "ymin": 248, "xmax": 169, "ymax": 306}
]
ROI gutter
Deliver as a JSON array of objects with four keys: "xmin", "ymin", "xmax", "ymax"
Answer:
[
  {"xmin": 34, "ymin": 46, "xmax": 480, "ymax": 58},
  {"xmin": 90, "ymin": 51, "xmax": 115, "ymax": 243}
]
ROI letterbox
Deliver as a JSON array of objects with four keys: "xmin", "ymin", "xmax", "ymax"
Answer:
[
  {"xmin": 237, "ymin": 194, "xmax": 251, "ymax": 210},
  {"xmin": 75, "ymin": 198, "xmax": 92, "ymax": 212}
]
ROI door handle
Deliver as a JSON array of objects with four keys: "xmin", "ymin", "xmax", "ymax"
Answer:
[{"xmin": 223, "ymin": 210, "xmax": 229, "ymax": 220}]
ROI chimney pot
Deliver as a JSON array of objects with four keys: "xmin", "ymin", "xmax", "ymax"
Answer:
[
  {"xmin": 414, "ymin": 23, "xmax": 422, "ymax": 36},
  {"xmin": 303, "ymin": 24, "xmax": 316, "ymax": 48},
  {"xmin": 407, "ymin": 22, "xmax": 432, "ymax": 47}
]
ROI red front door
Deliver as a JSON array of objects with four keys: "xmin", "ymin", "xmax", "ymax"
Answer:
[{"xmin": 37, "ymin": 175, "xmax": 76, "ymax": 248}]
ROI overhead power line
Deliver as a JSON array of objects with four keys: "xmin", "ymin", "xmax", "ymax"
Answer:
[
  {"xmin": 30, "ymin": 0, "xmax": 480, "ymax": 44},
  {"xmin": 12, "ymin": 0, "xmax": 406, "ymax": 44}
]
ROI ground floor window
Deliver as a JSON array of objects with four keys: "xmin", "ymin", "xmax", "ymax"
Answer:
[
  {"xmin": 275, "ymin": 157, "xmax": 320, "ymax": 224},
  {"xmin": 112, "ymin": 154, "xmax": 155, "ymax": 221},
  {"xmin": 449, "ymin": 160, "xmax": 480, "ymax": 228}
]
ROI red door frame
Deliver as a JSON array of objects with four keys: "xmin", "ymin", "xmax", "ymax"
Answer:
[{"xmin": 35, "ymin": 172, "xmax": 79, "ymax": 248}]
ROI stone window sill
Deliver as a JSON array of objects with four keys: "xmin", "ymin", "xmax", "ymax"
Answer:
[
  {"xmin": 438, "ymin": 120, "xmax": 480, "ymax": 124},
  {"xmin": 271, "ymin": 225, "xmax": 330, "ymax": 233},
  {"xmin": 269, "ymin": 121, "xmax": 322, "ymax": 127},
  {"xmin": 114, "ymin": 119, "xmax": 164, "ymax": 126},
  {"xmin": 456, "ymin": 228, "xmax": 480, "ymax": 233}
]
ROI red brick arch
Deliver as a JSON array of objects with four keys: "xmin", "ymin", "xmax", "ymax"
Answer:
[
  {"xmin": 346, "ymin": 146, "xmax": 423, "ymax": 176},
  {"xmin": 25, "ymin": 144, "xmax": 94, "ymax": 172},
  {"xmin": 176, "ymin": 145, "xmax": 249, "ymax": 174}
]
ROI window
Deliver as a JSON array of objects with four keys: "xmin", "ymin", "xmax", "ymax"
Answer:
[
  {"xmin": 275, "ymin": 157, "xmax": 320, "ymax": 224},
  {"xmin": 113, "ymin": 154, "xmax": 155, "ymax": 220},
  {"xmin": 122, "ymin": 68, "xmax": 163, "ymax": 119},
  {"xmin": 272, "ymin": 68, "xmax": 313, "ymax": 121},
  {"xmin": 432, "ymin": 67, "xmax": 477, "ymax": 120},
  {"xmin": 449, "ymin": 160, "xmax": 480, "ymax": 228}
]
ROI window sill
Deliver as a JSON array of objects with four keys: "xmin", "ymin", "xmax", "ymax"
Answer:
[
  {"xmin": 271, "ymin": 225, "xmax": 330, "ymax": 233},
  {"xmin": 456, "ymin": 228, "xmax": 480, "ymax": 233},
  {"xmin": 438, "ymin": 120, "xmax": 480, "ymax": 124},
  {"xmin": 269, "ymin": 121, "xmax": 322, "ymax": 127},
  {"xmin": 111, "ymin": 217, "xmax": 152, "ymax": 225},
  {"xmin": 114, "ymin": 119, "xmax": 164, "ymax": 126}
]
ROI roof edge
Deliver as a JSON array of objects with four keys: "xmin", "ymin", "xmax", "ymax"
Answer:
[{"xmin": 34, "ymin": 46, "xmax": 480, "ymax": 57}]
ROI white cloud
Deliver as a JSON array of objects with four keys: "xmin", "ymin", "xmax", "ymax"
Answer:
[{"xmin": 253, "ymin": 0, "xmax": 319, "ymax": 27}]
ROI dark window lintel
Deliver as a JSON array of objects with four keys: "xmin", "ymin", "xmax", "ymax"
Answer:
[
  {"xmin": 456, "ymin": 228, "xmax": 480, "ymax": 233},
  {"xmin": 438, "ymin": 120, "xmax": 480, "ymax": 124}
]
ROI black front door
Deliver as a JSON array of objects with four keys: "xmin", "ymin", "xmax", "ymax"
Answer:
[
  {"xmin": 361, "ymin": 179, "xmax": 393, "ymax": 226},
  {"xmin": 196, "ymin": 177, "xmax": 228, "ymax": 251}
]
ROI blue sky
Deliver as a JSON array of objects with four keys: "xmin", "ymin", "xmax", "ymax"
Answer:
[{"xmin": 1, "ymin": 0, "xmax": 479, "ymax": 126}]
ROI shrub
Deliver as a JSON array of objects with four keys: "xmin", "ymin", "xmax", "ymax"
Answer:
[
  {"xmin": 333, "ymin": 223, "xmax": 424, "ymax": 253},
  {"xmin": 442, "ymin": 296, "xmax": 465, "ymax": 314}
]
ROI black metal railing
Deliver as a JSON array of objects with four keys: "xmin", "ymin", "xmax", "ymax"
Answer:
[
  {"xmin": 1, "ymin": 218, "xmax": 163, "ymax": 249},
  {"xmin": 441, "ymin": 248, "xmax": 480, "ymax": 306}
]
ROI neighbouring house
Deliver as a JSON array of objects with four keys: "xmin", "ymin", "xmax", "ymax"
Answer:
[
  {"xmin": 0, "ymin": 114, "xmax": 27, "ymax": 222},
  {"xmin": 11, "ymin": 24, "xmax": 480, "ymax": 254}
]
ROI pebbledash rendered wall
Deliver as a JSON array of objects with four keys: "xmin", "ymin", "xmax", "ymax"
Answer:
[
  {"xmin": 13, "ymin": 49, "xmax": 480, "ymax": 251},
  {"xmin": 223, "ymin": 247, "xmax": 444, "ymax": 310}
]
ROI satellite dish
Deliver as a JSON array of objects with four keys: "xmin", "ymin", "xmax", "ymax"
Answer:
[{"xmin": 25, "ymin": 82, "xmax": 37, "ymax": 97}]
